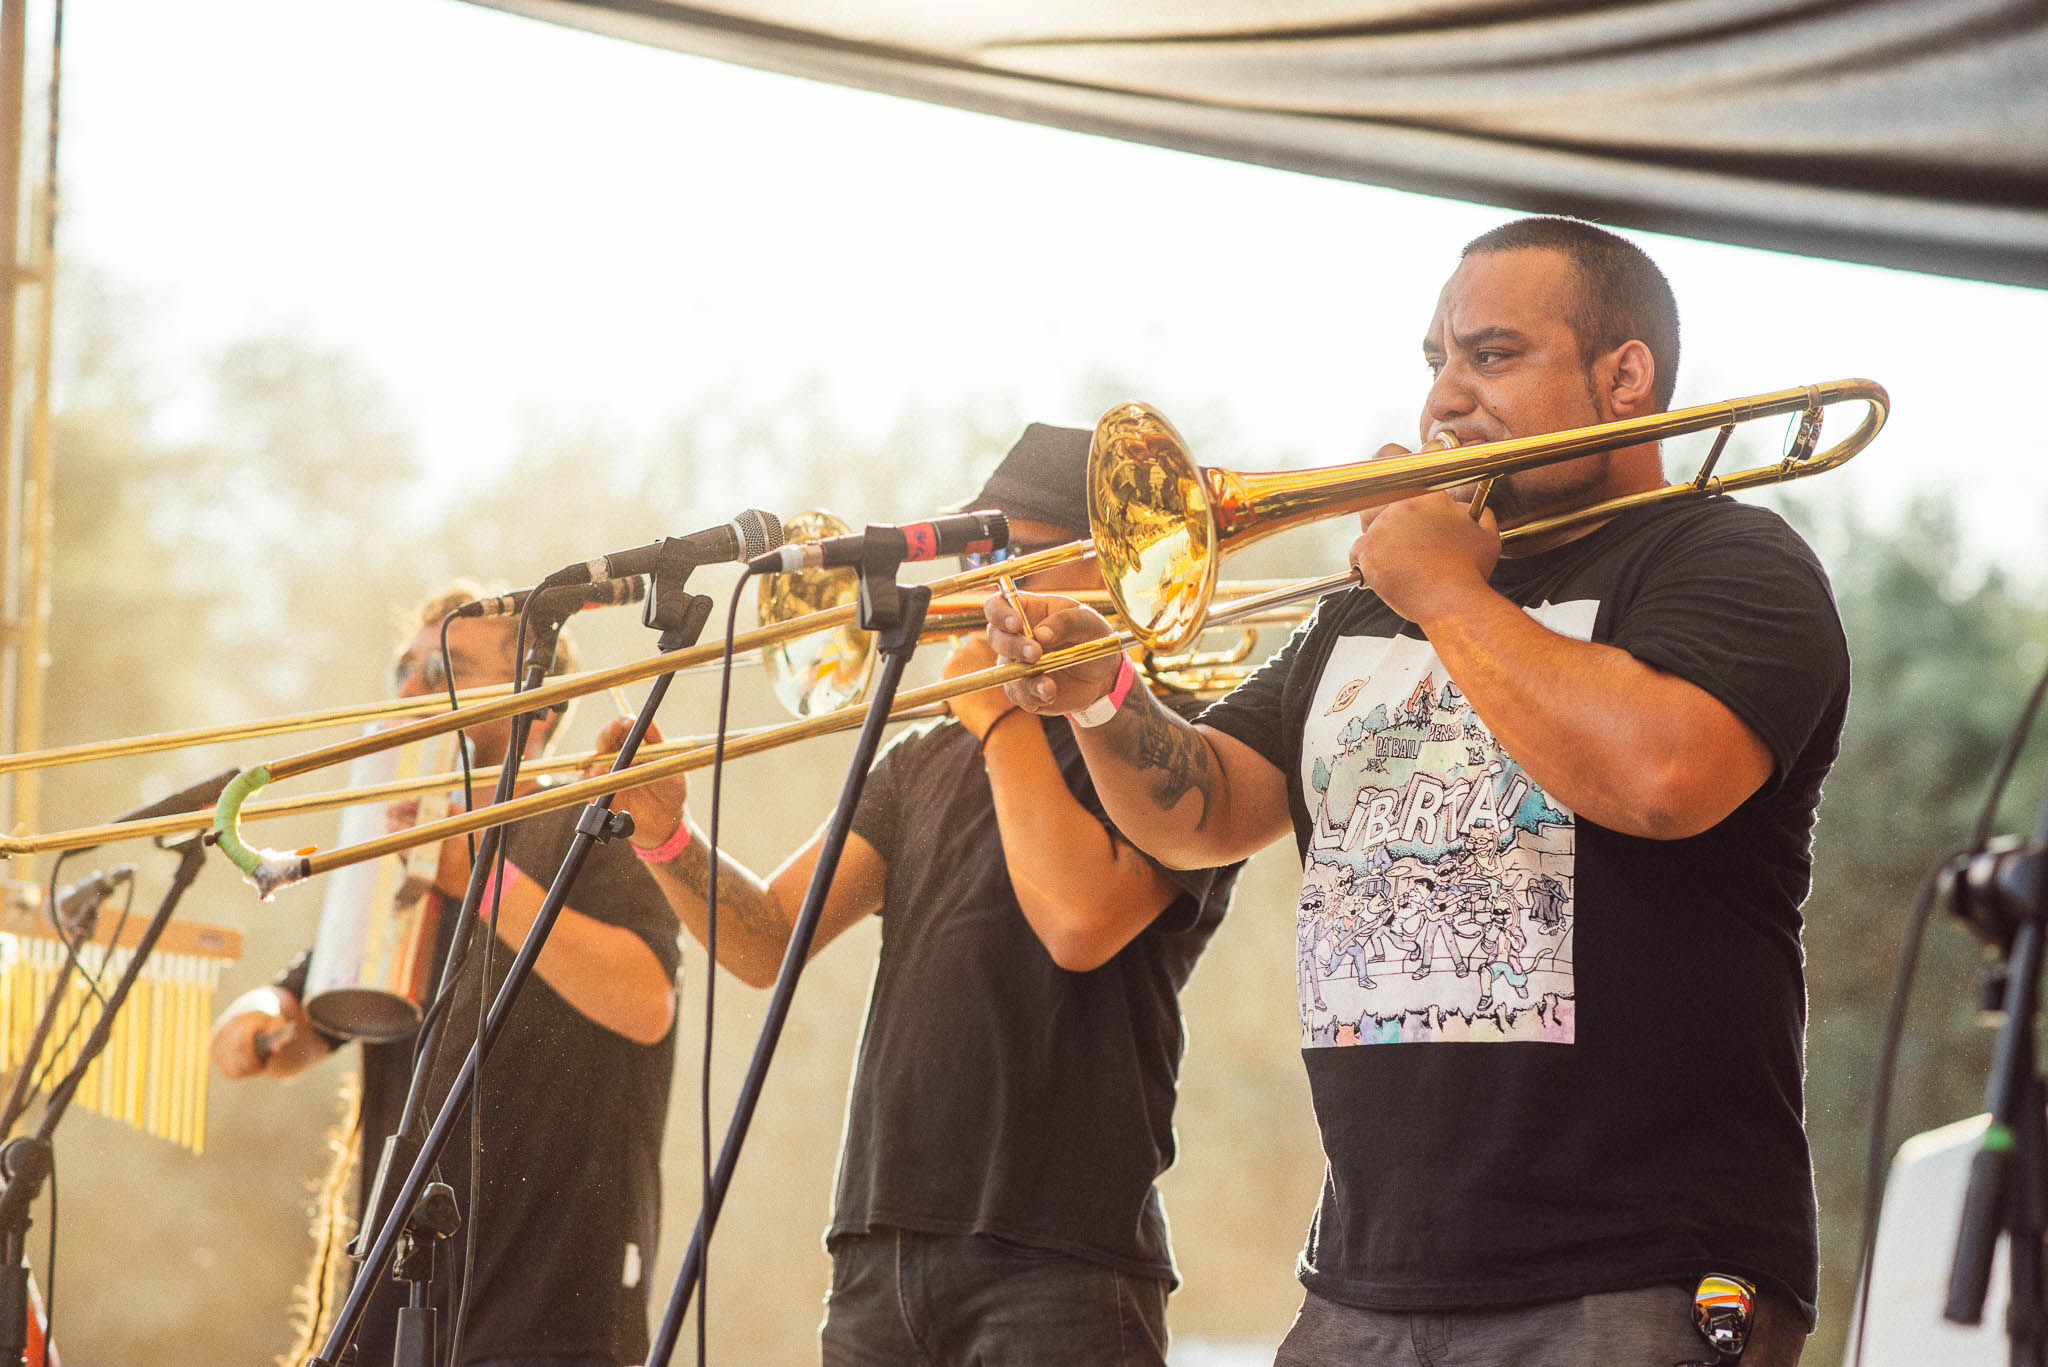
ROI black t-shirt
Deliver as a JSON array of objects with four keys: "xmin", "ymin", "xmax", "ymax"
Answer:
[
  {"xmin": 283, "ymin": 799, "xmax": 680, "ymax": 1365},
  {"xmin": 1197, "ymin": 497, "xmax": 1847, "ymax": 1326},
  {"xmin": 830, "ymin": 707, "xmax": 1240, "ymax": 1283}
]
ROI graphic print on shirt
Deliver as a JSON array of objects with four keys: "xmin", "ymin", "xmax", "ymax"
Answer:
[{"xmin": 1297, "ymin": 606, "xmax": 1591, "ymax": 1047}]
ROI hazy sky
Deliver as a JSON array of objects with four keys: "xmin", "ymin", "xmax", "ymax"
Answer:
[{"xmin": 50, "ymin": 0, "xmax": 2048, "ymax": 573}]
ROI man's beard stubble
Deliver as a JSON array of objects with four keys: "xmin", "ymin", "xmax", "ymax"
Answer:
[{"xmin": 1489, "ymin": 451, "xmax": 1611, "ymax": 525}]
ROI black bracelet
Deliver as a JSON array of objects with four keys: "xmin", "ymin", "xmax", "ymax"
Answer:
[{"xmin": 976, "ymin": 707, "xmax": 1027, "ymax": 753}]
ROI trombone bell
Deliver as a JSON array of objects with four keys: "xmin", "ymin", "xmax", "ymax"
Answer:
[
  {"xmin": 757, "ymin": 511, "xmax": 874, "ymax": 717},
  {"xmin": 1088, "ymin": 404, "xmax": 1218, "ymax": 660}
]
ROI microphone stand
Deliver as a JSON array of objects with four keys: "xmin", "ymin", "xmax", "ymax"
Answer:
[
  {"xmin": 0, "ymin": 831, "xmax": 210, "ymax": 1367},
  {"xmin": 353, "ymin": 603, "xmax": 575, "ymax": 1264},
  {"xmin": 0, "ymin": 769, "xmax": 238, "ymax": 1143},
  {"xmin": 0, "ymin": 857, "xmax": 97, "ymax": 1144},
  {"xmin": 314, "ymin": 566, "xmax": 713, "ymax": 1367},
  {"xmin": 1944, "ymin": 764, "xmax": 2048, "ymax": 1366},
  {"xmin": 644, "ymin": 559, "xmax": 932, "ymax": 1367}
]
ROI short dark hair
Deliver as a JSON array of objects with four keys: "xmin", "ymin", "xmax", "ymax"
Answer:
[{"xmin": 1461, "ymin": 217, "xmax": 1680, "ymax": 409}]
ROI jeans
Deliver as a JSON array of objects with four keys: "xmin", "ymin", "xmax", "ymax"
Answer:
[
  {"xmin": 821, "ymin": 1228, "xmax": 1171, "ymax": 1366},
  {"xmin": 1274, "ymin": 1283, "xmax": 1807, "ymax": 1367}
]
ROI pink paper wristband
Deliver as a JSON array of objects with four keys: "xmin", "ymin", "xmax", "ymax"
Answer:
[
  {"xmin": 478, "ymin": 859, "xmax": 524, "ymax": 914},
  {"xmin": 1068, "ymin": 651, "xmax": 1137, "ymax": 729},
  {"xmin": 632, "ymin": 814, "xmax": 692, "ymax": 863}
]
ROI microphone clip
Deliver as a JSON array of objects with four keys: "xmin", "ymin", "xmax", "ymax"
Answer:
[
  {"xmin": 850, "ymin": 525, "xmax": 953, "ymax": 633},
  {"xmin": 1949, "ymin": 837, "xmax": 2048, "ymax": 959},
  {"xmin": 644, "ymin": 565, "xmax": 714, "ymax": 653},
  {"xmin": 858, "ymin": 547, "xmax": 909, "ymax": 633}
]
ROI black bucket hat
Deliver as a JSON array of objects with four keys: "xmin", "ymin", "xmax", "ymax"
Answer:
[{"xmin": 954, "ymin": 422, "xmax": 1092, "ymax": 537}]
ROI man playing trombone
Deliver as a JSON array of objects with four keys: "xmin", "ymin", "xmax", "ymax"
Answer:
[
  {"xmin": 209, "ymin": 586, "xmax": 681, "ymax": 1367},
  {"xmin": 599, "ymin": 424, "xmax": 1243, "ymax": 1365},
  {"xmin": 988, "ymin": 218, "xmax": 1846, "ymax": 1365}
]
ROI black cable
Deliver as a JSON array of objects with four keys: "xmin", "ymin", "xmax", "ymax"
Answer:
[
  {"xmin": 410, "ymin": 613, "xmax": 487, "ymax": 1066},
  {"xmin": 1849, "ymin": 655, "xmax": 2048, "ymax": 1365},
  {"xmin": 27, "ymin": 882, "xmax": 138, "ymax": 1104},
  {"xmin": 1968, "ymin": 659, "xmax": 2048, "ymax": 854},
  {"xmin": 697, "ymin": 582, "xmax": 747, "ymax": 1365},
  {"xmin": 442, "ymin": 594, "xmax": 557, "ymax": 1367},
  {"xmin": 447, "ymin": 838, "xmax": 506, "ymax": 1367},
  {"xmin": 40, "ymin": 1150, "xmax": 54, "ymax": 1367},
  {"xmin": 438, "ymin": 612, "xmax": 486, "ymax": 1367},
  {"xmin": 1847, "ymin": 862, "xmax": 1946, "ymax": 1366},
  {"xmin": 0, "ymin": 857, "xmax": 72, "ymax": 1142},
  {"xmin": 443, "ymin": 606, "xmax": 505, "ymax": 1367},
  {"xmin": 343, "ymin": 611, "xmax": 488, "ymax": 1367}
]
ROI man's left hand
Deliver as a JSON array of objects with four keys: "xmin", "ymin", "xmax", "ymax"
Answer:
[{"xmin": 1351, "ymin": 491, "xmax": 1502, "ymax": 625}]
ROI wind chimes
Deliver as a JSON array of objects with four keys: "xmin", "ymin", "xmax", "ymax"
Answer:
[{"xmin": 0, "ymin": 881, "xmax": 242, "ymax": 1153}]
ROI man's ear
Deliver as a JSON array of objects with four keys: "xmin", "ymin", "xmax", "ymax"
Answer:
[{"xmin": 1603, "ymin": 339, "xmax": 1657, "ymax": 416}]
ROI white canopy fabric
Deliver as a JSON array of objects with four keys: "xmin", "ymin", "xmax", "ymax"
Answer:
[{"xmin": 462, "ymin": 0, "xmax": 2048, "ymax": 288}]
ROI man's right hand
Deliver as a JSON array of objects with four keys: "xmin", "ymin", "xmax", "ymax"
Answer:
[
  {"xmin": 983, "ymin": 590, "xmax": 1122, "ymax": 716},
  {"xmin": 589, "ymin": 717, "xmax": 691, "ymax": 854},
  {"xmin": 209, "ymin": 986, "xmax": 328, "ymax": 1081}
]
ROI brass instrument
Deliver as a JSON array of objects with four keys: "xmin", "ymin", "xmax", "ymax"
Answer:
[
  {"xmin": 8, "ymin": 378, "xmax": 1884, "ymax": 894},
  {"xmin": 0, "ymin": 591, "xmax": 1282, "ymax": 863},
  {"xmin": 758, "ymin": 511, "xmax": 872, "ymax": 718},
  {"xmin": 0, "ymin": 684, "xmax": 525, "ymax": 778},
  {"xmin": 198, "ymin": 377, "xmax": 1884, "ymax": 895},
  {"xmin": 0, "ymin": 730, "xmax": 761, "ymax": 859},
  {"xmin": 1091, "ymin": 378, "xmax": 1887, "ymax": 653}
]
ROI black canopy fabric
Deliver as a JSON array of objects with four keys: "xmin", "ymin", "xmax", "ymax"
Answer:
[{"xmin": 462, "ymin": 0, "xmax": 2048, "ymax": 289}]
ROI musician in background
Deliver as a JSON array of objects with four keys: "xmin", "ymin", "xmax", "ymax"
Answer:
[
  {"xmin": 209, "ymin": 585, "xmax": 681, "ymax": 1367},
  {"xmin": 598, "ymin": 424, "xmax": 1243, "ymax": 1366},
  {"xmin": 988, "ymin": 218, "xmax": 1846, "ymax": 1365}
]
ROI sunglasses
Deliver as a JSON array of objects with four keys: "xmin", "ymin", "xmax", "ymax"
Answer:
[
  {"xmin": 958, "ymin": 540, "xmax": 1068, "ymax": 572},
  {"xmin": 391, "ymin": 651, "xmax": 452, "ymax": 693}
]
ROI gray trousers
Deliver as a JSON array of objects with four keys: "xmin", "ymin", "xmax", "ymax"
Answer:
[
  {"xmin": 820, "ymin": 1227, "xmax": 1171, "ymax": 1367},
  {"xmin": 1275, "ymin": 1284, "xmax": 1807, "ymax": 1367}
]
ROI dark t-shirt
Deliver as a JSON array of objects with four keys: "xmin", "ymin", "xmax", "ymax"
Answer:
[
  {"xmin": 1197, "ymin": 497, "xmax": 1847, "ymax": 1325},
  {"xmin": 830, "ymin": 707, "xmax": 1240, "ymax": 1283},
  {"xmin": 283, "ymin": 799, "xmax": 680, "ymax": 1365}
]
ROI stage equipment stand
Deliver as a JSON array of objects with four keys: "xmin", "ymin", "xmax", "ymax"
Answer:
[
  {"xmin": 1945, "ymin": 767, "xmax": 2048, "ymax": 1367},
  {"xmin": 391, "ymin": 1181, "xmax": 459, "ymax": 1367},
  {"xmin": 645, "ymin": 549, "xmax": 934, "ymax": 1367},
  {"xmin": 0, "ymin": 829, "xmax": 209, "ymax": 1367},
  {"xmin": 313, "ymin": 565, "xmax": 712, "ymax": 1367},
  {"xmin": 0, "ymin": 769, "xmax": 238, "ymax": 1144}
]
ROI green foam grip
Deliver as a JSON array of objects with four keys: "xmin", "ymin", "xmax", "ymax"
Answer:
[{"xmin": 210, "ymin": 764, "xmax": 273, "ymax": 875}]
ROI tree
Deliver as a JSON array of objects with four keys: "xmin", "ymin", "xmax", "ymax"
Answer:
[{"xmin": 1793, "ymin": 494, "xmax": 2048, "ymax": 1363}]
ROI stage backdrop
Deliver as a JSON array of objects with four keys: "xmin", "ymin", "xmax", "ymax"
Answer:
[{"xmin": 458, "ymin": 0, "xmax": 2048, "ymax": 288}]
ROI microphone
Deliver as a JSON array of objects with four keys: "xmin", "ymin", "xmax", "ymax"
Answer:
[
  {"xmin": 748, "ymin": 511, "xmax": 1008, "ymax": 574},
  {"xmin": 453, "ymin": 577, "xmax": 647, "ymax": 620},
  {"xmin": 52, "ymin": 865, "xmax": 135, "ymax": 936},
  {"xmin": 544, "ymin": 509, "xmax": 784, "ymax": 587}
]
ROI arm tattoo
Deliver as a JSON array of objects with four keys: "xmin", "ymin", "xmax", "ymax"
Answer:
[
  {"xmin": 661, "ymin": 836, "xmax": 790, "ymax": 946},
  {"xmin": 1105, "ymin": 697, "xmax": 1217, "ymax": 826}
]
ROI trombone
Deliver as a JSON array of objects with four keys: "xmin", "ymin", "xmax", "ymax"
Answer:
[
  {"xmin": 62, "ymin": 378, "xmax": 1895, "ymax": 893},
  {"xmin": 1092, "ymin": 378, "xmax": 1887, "ymax": 653},
  {"xmin": 0, "ymin": 582, "xmax": 1295, "ymax": 860}
]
